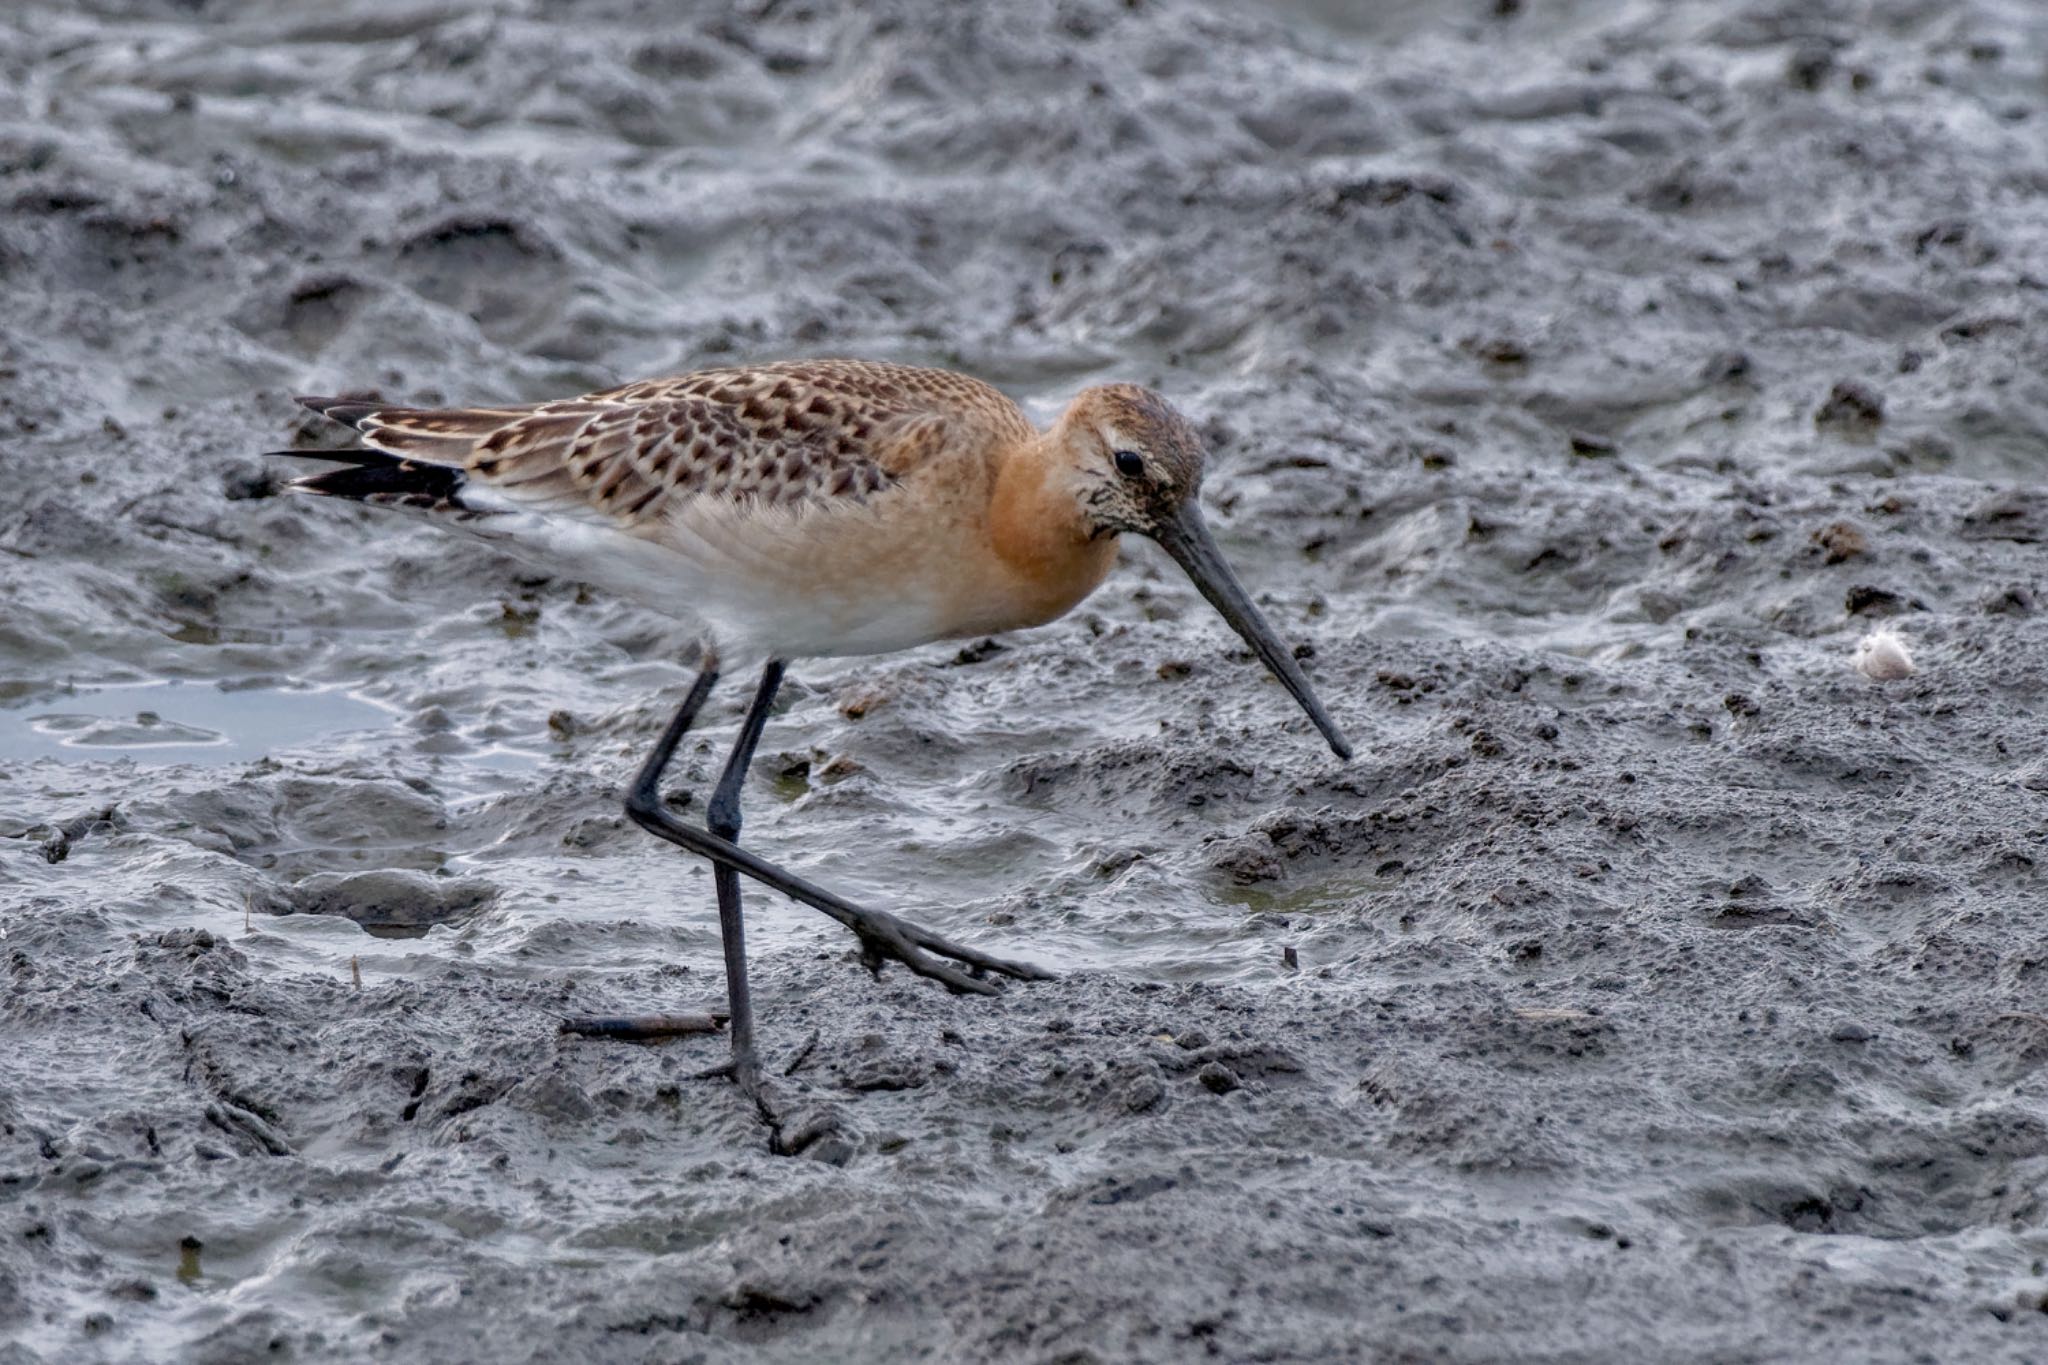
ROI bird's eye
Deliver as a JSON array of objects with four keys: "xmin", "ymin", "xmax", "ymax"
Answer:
[{"xmin": 1112, "ymin": 449, "xmax": 1144, "ymax": 479}]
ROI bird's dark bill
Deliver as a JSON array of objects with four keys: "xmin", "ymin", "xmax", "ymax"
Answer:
[{"xmin": 1151, "ymin": 507, "xmax": 1352, "ymax": 760}]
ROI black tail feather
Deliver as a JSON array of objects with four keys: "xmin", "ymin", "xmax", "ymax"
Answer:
[{"xmin": 265, "ymin": 448, "xmax": 472, "ymax": 512}]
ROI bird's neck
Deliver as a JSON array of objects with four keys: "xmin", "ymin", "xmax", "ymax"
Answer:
[{"xmin": 985, "ymin": 436, "xmax": 1119, "ymax": 623}]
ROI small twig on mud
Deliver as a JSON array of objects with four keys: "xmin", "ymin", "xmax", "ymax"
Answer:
[
  {"xmin": 559, "ymin": 1013, "xmax": 729, "ymax": 1041},
  {"xmin": 783, "ymin": 1030, "xmax": 822, "ymax": 1077},
  {"xmin": 1991, "ymin": 1012, "xmax": 2048, "ymax": 1029}
]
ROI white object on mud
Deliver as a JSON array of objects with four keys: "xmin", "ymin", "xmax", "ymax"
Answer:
[{"xmin": 1853, "ymin": 626, "xmax": 1916, "ymax": 681}]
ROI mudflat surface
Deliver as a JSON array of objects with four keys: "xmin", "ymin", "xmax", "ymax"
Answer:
[{"xmin": 4, "ymin": 1, "xmax": 2048, "ymax": 1360}]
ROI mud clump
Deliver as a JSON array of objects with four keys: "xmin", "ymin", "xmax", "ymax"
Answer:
[{"xmin": 280, "ymin": 870, "xmax": 499, "ymax": 939}]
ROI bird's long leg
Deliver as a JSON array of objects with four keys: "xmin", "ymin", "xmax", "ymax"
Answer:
[
  {"xmin": 562, "ymin": 660, "xmax": 810, "ymax": 1150},
  {"xmin": 703, "ymin": 660, "xmax": 786, "ymax": 1097},
  {"xmin": 693, "ymin": 662, "xmax": 855, "ymax": 1157},
  {"xmin": 563, "ymin": 658, "xmax": 1050, "ymax": 1043},
  {"xmin": 618, "ymin": 671, "xmax": 1053, "ymax": 996}
]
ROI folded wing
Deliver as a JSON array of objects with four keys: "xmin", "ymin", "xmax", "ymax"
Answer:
[{"xmin": 286, "ymin": 363, "xmax": 921, "ymax": 529}]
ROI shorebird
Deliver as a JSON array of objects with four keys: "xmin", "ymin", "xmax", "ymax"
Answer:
[{"xmin": 273, "ymin": 359, "xmax": 1350, "ymax": 1147}]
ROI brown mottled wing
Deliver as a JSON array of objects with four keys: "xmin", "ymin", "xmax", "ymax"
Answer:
[{"xmin": 326, "ymin": 365, "xmax": 930, "ymax": 527}]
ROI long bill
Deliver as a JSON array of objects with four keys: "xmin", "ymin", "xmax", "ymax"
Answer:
[{"xmin": 1151, "ymin": 506, "xmax": 1353, "ymax": 761}]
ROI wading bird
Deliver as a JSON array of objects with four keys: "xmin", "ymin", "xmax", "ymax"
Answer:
[{"xmin": 275, "ymin": 360, "xmax": 1350, "ymax": 1148}]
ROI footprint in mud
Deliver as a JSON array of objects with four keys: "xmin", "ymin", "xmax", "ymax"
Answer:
[
  {"xmin": 277, "ymin": 868, "xmax": 498, "ymax": 939},
  {"xmin": 279, "ymin": 274, "xmax": 374, "ymax": 352},
  {"xmin": 389, "ymin": 214, "xmax": 570, "ymax": 347},
  {"xmin": 229, "ymin": 272, "xmax": 376, "ymax": 354}
]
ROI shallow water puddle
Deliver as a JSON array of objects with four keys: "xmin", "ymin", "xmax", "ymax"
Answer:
[{"xmin": 0, "ymin": 681, "xmax": 392, "ymax": 764}]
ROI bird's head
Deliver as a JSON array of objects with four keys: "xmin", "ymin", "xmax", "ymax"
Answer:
[{"xmin": 1053, "ymin": 383, "xmax": 1352, "ymax": 760}]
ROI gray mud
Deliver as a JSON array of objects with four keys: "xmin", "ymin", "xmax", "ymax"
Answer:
[{"xmin": 5, "ymin": 1, "xmax": 2048, "ymax": 1360}]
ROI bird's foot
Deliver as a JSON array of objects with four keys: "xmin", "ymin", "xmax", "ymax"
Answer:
[
  {"xmin": 703, "ymin": 1042, "xmax": 853, "ymax": 1163},
  {"xmin": 559, "ymin": 1013, "xmax": 848, "ymax": 1159},
  {"xmin": 845, "ymin": 907, "xmax": 1056, "ymax": 995}
]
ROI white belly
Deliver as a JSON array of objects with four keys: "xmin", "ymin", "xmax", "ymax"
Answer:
[{"xmin": 466, "ymin": 498, "xmax": 957, "ymax": 660}]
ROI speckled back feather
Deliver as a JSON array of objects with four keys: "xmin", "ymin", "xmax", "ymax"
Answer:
[{"xmin": 298, "ymin": 360, "xmax": 1032, "ymax": 529}]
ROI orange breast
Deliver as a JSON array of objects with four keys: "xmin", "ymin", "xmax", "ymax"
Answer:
[{"xmin": 962, "ymin": 440, "xmax": 1120, "ymax": 635}]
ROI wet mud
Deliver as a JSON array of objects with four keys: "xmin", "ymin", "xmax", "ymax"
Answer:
[{"xmin": 4, "ymin": 1, "xmax": 2048, "ymax": 1360}]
